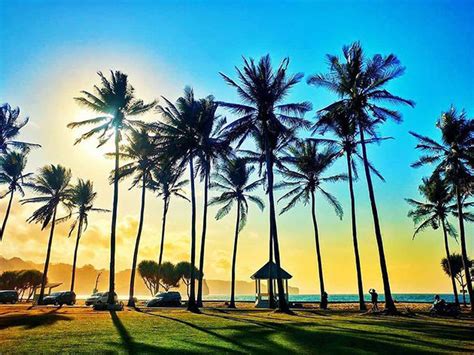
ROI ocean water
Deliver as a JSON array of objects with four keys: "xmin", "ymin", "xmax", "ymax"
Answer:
[{"xmin": 202, "ymin": 293, "xmax": 469, "ymax": 304}]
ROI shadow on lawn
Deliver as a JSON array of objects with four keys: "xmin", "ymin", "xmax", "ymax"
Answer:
[
  {"xmin": 0, "ymin": 308, "xmax": 71, "ymax": 330},
  {"xmin": 136, "ymin": 309, "xmax": 472, "ymax": 354}
]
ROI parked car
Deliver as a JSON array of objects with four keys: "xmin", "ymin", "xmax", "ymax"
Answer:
[
  {"xmin": 42, "ymin": 291, "xmax": 76, "ymax": 306},
  {"xmin": 85, "ymin": 292, "xmax": 118, "ymax": 306},
  {"xmin": 0, "ymin": 290, "xmax": 19, "ymax": 304},
  {"xmin": 146, "ymin": 292, "xmax": 181, "ymax": 307}
]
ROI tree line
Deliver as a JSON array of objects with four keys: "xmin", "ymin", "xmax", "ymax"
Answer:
[{"xmin": 0, "ymin": 41, "xmax": 472, "ymax": 313}]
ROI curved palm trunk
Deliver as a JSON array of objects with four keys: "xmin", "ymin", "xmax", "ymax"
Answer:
[
  {"xmin": 310, "ymin": 190, "xmax": 326, "ymax": 309},
  {"xmin": 128, "ymin": 175, "xmax": 147, "ymax": 307},
  {"xmin": 0, "ymin": 190, "xmax": 14, "ymax": 241},
  {"xmin": 264, "ymin": 142, "xmax": 288, "ymax": 312},
  {"xmin": 197, "ymin": 170, "xmax": 210, "ymax": 307},
  {"xmin": 268, "ymin": 225, "xmax": 275, "ymax": 309},
  {"xmin": 346, "ymin": 152, "xmax": 366, "ymax": 311},
  {"xmin": 187, "ymin": 156, "xmax": 198, "ymax": 312},
  {"xmin": 108, "ymin": 128, "xmax": 120, "ymax": 305},
  {"xmin": 455, "ymin": 185, "xmax": 473, "ymax": 312},
  {"xmin": 359, "ymin": 127, "xmax": 396, "ymax": 313},
  {"xmin": 441, "ymin": 219, "xmax": 460, "ymax": 306},
  {"xmin": 229, "ymin": 202, "xmax": 241, "ymax": 308},
  {"xmin": 158, "ymin": 198, "xmax": 169, "ymax": 266},
  {"xmin": 38, "ymin": 206, "xmax": 57, "ymax": 305},
  {"xmin": 70, "ymin": 216, "xmax": 84, "ymax": 292}
]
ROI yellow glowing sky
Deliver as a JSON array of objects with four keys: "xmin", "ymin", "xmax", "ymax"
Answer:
[{"xmin": 1, "ymin": 44, "xmax": 472, "ymax": 295}]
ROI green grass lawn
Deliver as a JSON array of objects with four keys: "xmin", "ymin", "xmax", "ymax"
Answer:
[{"xmin": 0, "ymin": 305, "xmax": 473, "ymax": 354}]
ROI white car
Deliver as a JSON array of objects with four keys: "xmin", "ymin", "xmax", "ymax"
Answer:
[{"xmin": 85, "ymin": 292, "xmax": 118, "ymax": 306}]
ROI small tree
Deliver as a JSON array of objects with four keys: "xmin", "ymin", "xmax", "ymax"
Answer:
[
  {"xmin": 157, "ymin": 262, "xmax": 181, "ymax": 291},
  {"xmin": 441, "ymin": 254, "xmax": 473, "ymax": 306},
  {"xmin": 138, "ymin": 260, "xmax": 160, "ymax": 296},
  {"xmin": 176, "ymin": 261, "xmax": 201, "ymax": 298}
]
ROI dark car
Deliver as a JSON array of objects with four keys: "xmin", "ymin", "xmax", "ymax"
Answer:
[
  {"xmin": 0, "ymin": 290, "xmax": 19, "ymax": 304},
  {"xmin": 146, "ymin": 292, "xmax": 181, "ymax": 307},
  {"xmin": 42, "ymin": 291, "xmax": 76, "ymax": 306}
]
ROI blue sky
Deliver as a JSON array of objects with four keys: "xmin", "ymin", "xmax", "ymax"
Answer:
[{"xmin": 0, "ymin": 0, "xmax": 473, "ymax": 293}]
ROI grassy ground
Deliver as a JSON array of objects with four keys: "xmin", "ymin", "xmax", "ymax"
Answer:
[{"xmin": 0, "ymin": 304, "xmax": 473, "ymax": 354}]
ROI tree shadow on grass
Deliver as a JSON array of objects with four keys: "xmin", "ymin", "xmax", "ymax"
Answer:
[{"xmin": 0, "ymin": 309, "xmax": 71, "ymax": 330}]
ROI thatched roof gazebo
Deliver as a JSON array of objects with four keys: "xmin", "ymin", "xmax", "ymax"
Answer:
[{"xmin": 251, "ymin": 261, "xmax": 292, "ymax": 308}]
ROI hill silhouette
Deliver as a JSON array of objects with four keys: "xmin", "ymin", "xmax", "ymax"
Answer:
[{"xmin": 0, "ymin": 257, "xmax": 298, "ymax": 297}]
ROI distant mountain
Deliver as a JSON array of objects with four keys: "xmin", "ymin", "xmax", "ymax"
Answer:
[{"xmin": 0, "ymin": 256, "xmax": 298, "ymax": 296}]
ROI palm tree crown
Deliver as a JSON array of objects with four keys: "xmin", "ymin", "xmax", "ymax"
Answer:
[
  {"xmin": 22, "ymin": 165, "xmax": 72, "ymax": 229},
  {"xmin": 406, "ymin": 172, "xmax": 457, "ymax": 239},
  {"xmin": 0, "ymin": 149, "xmax": 31, "ymax": 199},
  {"xmin": 209, "ymin": 158, "xmax": 265, "ymax": 229},
  {"xmin": 277, "ymin": 140, "xmax": 345, "ymax": 217},
  {"xmin": 0, "ymin": 103, "xmax": 40, "ymax": 153},
  {"xmin": 68, "ymin": 71, "xmax": 156, "ymax": 146}
]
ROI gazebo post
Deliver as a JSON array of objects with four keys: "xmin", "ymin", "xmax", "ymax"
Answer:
[{"xmin": 285, "ymin": 279, "xmax": 289, "ymax": 301}]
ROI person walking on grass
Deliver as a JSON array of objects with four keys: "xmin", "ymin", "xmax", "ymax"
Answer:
[{"xmin": 369, "ymin": 289, "xmax": 379, "ymax": 312}]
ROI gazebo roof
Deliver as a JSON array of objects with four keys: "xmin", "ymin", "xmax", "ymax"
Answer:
[{"xmin": 251, "ymin": 261, "xmax": 292, "ymax": 280}]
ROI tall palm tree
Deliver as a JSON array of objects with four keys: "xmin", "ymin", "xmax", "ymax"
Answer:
[
  {"xmin": 0, "ymin": 149, "xmax": 32, "ymax": 240},
  {"xmin": 308, "ymin": 42, "xmax": 415, "ymax": 312},
  {"xmin": 114, "ymin": 129, "xmax": 157, "ymax": 307},
  {"xmin": 277, "ymin": 140, "xmax": 345, "ymax": 308},
  {"xmin": 219, "ymin": 55, "xmax": 312, "ymax": 311},
  {"xmin": 239, "ymin": 129, "xmax": 293, "ymax": 307},
  {"xmin": 22, "ymin": 165, "xmax": 72, "ymax": 304},
  {"xmin": 195, "ymin": 96, "xmax": 230, "ymax": 307},
  {"xmin": 148, "ymin": 160, "xmax": 189, "ymax": 268},
  {"xmin": 410, "ymin": 106, "xmax": 474, "ymax": 312},
  {"xmin": 312, "ymin": 108, "xmax": 387, "ymax": 311},
  {"xmin": 406, "ymin": 172, "xmax": 460, "ymax": 306},
  {"xmin": 68, "ymin": 71, "xmax": 156, "ymax": 305},
  {"xmin": 153, "ymin": 87, "xmax": 202, "ymax": 312},
  {"xmin": 61, "ymin": 179, "xmax": 109, "ymax": 293},
  {"xmin": 209, "ymin": 158, "xmax": 264, "ymax": 308},
  {"xmin": 0, "ymin": 103, "xmax": 40, "ymax": 153}
]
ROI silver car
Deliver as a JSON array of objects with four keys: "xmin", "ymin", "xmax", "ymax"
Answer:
[{"xmin": 85, "ymin": 292, "xmax": 117, "ymax": 306}]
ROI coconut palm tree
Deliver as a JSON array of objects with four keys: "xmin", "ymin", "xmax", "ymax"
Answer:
[
  {"xmin": 68, "ymin": 71, "xmax": 156, "ymax": 305},
  {"xmin": 0, "ymin": 149, "xmax": 32, "ymax": 241},
  {"xmin": 219, "ymin": 55, "xmax": 312, "ymax": 311},
  {"xmin": 152, "ymin": 87, "xmax": 202, "ymax": 312},
  {"xmin": 209, "ymin": 158, "xmax": 264, "ymax": 308},
  {"xmin": 114, "ymin": 129, "xmax": 158, "ymax": 307},
  {"xmin": 406, "ymin": 172, "xmax": 460, "ymax": 306},
  {"xmin": 239, "ymin": 129, "xmax": 293, "ymax": 307},
  {"xmin": 0, "ymin": 103, "xmax": 40, "ymax": 153},
  {"xmin": 22, "ymin": 165, "xmax": 72, "ymax": 304},
  {"xmin": 410, "ymin": 106, "xmax": 474, "ymax": 312},
  {"xmin": 308, "ymin": 42, "xmax": 415, "ymax": 312},
  {"xmin": 277, "ymin": 140, "xmax": 345, "ymax": 308},
  {"xmin": 195, "ymin": 96, "xmax": 230, "ymax": 307},
  {"xmin": 61, "ymin": 179, "xmax": 109, "ymax": 293},
  {"xmin": 312, "ymin": 108, "xmax": 387, "ymax": 311},
  {"xmin": 148, "ymin": 160, "xmax": 189, "ymax": 269}
]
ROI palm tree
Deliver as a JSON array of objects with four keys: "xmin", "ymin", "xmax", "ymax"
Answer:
[
  {"xmin": 277, "ymin": 140, "xmax": 345, "ymax": 309},
  {"xmin": 62, "ymin": 179, "xmax": 109, "ymax": 293},
  {"xmin": 219, "ymin": 55, "xmax": 312, "ymax": 311},
  {"xmin": 22, "ymin": 165, "xmax": 72, "ymax": 304},
  {"xmin": 68, "ymin": 71, "xmax": 156, "ymax": 305},
  {"xmin": 195, "ymin": 96, "xmax": 230, "ymax": 307},
  {"xmin": 209, "ymin": 158, "xmax": 264, "ymax": 308},
  {"xmin": 239, "ymin": 129, "xmax": 293, "ymax": 307},
  {"xmin": 114, "ymin": 129, "xmax": 157, "ymax": 307},
  {"xmin": 0, "ymin": 149, "xmax": 32, "ymax": 241},
  {"xmin": 406, "ymin": 172, "xmax": 460, "ymax": 306},
  {"xmin": 313, "ymin": 108, "xmax": 387, "ymax": 311},
  {"xmin": 153, "ymin": 87, "xmax": 202, "ymax": 312},
  {"xmin": 0, "ymin": 103, "xmax": 40, "ymax": 153},
  {"xmin": 148, "ymin": 160, "xmax": 189, "ymax": 270},
  {"xmin": 410, "ymin": 106, "xmax": 474, "ymax": 312},
  {"xmin": 308, "ymin": 42, "xmax": 415, "ymax": 312}
]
